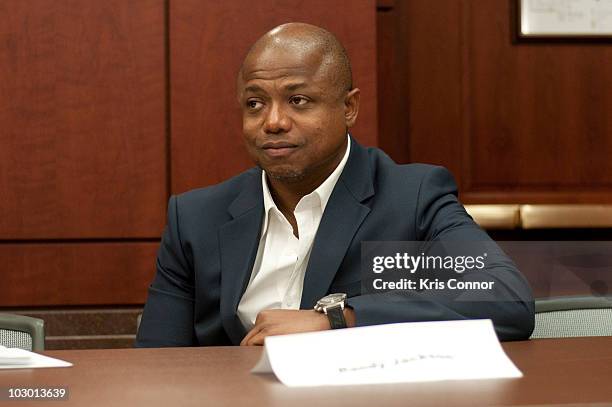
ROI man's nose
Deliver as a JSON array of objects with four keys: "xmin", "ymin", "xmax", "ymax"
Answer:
[{"xmin": 263, "ymin": 103, "xmax": 291, "ymax": 134}]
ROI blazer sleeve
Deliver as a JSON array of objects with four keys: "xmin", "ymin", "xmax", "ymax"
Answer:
[
  {"xmin": 346, "ymin": 166, "xmax": 535, "ymax": 341},
  {"xmin": 135, "ymin": 195, "xmax": 197, "ymax": 347}
]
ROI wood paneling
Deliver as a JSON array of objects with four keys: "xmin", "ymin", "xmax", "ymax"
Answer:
[
  {"xmin": 0, "ymin": 0, "xmax": 167, "ymax": 239},
  {"xmin": 376, "ymin": 5, "xmax": 410, "ymax": 164},
  {"xmin": 466, "ymin": 0, "xmax": 612, "ymax": 202},
  {"xmin": 0, "ymin": 243, "xmax": 158, "ymax": 306},
  {"xmin": 170, "ymin": 0, "xmax": 378, "ymax": 193},
  {"xmin": 404, "ymin": 0, "xmax": 464, "ymax": 180},
  {"xmin": 377, "ymin": 0, "xmax": 464, "ymax": 175},
  {"xmin": 382, "ymin": 0, "xmax": 612, "ymax": 204}
]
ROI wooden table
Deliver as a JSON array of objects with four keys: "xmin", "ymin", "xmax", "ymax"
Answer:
[{"xmin": 1, "ymin": 337, "xmax": 612, "ymax": 406}]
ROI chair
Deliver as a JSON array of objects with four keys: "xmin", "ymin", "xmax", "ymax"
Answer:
[
  {"xmin": 0, "ymin": 313, "xmax": 45, "ymax": 351},
  {"xmin": 531, "ymin": 295, "xmax": 612, "ymax": 339}
]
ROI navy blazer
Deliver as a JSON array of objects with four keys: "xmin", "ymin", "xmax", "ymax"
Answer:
[{"xmin": 136, "ymin": 138, "xmax": 534, "ymax": 347}]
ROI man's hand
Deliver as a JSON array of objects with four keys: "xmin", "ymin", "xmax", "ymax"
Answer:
[{"xmin": 240, "ymin": 308, "xmax": 355, "ymax": 346}]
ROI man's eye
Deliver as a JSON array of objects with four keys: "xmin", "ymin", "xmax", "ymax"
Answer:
[
  {"xmin": 289, "ymin": 96, "xmax": 309, "ymax": 105},
  {"xmin": 247, "ymin": 100, "xmax": 262, "ymax": 109}
]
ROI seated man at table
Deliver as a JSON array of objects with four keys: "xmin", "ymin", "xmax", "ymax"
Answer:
[{"xmin": 136, "ymin": 22, "xmax": 534, "ymax": 347}]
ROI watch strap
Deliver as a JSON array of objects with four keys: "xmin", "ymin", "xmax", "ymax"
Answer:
[{"xmin": 325, "ymin": 304, "xmax": 347, "ymax": 329}]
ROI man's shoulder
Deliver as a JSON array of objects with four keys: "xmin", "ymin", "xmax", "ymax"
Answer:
[{"xmin": 173, "ymin": 167, "xmax": 260, "ymax": 213}]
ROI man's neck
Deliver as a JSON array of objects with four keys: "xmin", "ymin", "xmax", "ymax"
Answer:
[
  {"xmin": 267, "ymin": 146, "xmax": 346, "ymax": 214},
  {"xmin": 267, "ymin": 174, "xmax": 324, "ymax": 215},
  {"xmin": 265, "ymin": 139, "xmax": 348, "ymax": 236}
]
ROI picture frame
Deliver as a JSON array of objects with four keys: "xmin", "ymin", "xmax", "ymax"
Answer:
[{"xmin": 518, "ymin": 0, "xmax": 612, "ymax": 38}]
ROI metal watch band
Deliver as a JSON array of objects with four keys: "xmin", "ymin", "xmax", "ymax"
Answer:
[{"xmin": 325, "ymin": 303, "xmax": 347, "ymax": 329}]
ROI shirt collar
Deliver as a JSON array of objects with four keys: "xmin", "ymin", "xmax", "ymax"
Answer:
[{"xmin": 261, "ymin": 135, "xmax": 351, "ymax": 235}]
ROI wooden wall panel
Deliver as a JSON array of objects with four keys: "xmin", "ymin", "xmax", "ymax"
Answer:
[
  {"xmin": 376, "ymin": 5, "xmax": 410, "ymax": 164},
  {"xmin": 170, "ymin": 0, "xmax": 378, "ymax": 193},
  {"xmin": 464, "ymin": 0, "xmax": 612, "ymax": 203},
  {"xmin": 381, "ymin": 0, "xmax": 612, "ymax": 204},
  {"xmin": 0, "ymin": 243, "xmax": 158, "ymax": 306},
  {"xmin": 377, "ymin": 0, "xmax": 464, "ymax": 178},
  {"xmin": 0, "ymin": 0, "xmax": 167, "ymax": 238}
]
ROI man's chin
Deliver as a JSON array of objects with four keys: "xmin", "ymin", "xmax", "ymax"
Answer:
[{"xmin": 264, "ymin": 167, "xmax": 306, "ymax": 183}]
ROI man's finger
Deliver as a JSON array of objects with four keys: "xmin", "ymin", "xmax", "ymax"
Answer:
[
  {"xmin": 240, "ymin": 324, "xmax": 262, "ymax": 346},
  {"xmin": 247, "ymin": 329, "xmax": 268, "ymax": 346}
]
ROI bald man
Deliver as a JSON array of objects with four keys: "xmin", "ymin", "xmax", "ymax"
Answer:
[{"xmin": 136, "ymin": 23, "xmax": 534, "ymax": 347}]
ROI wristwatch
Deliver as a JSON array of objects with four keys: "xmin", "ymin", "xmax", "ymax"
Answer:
[{"xmin": 314, "ymin": 293, "xmax": 347, "ymax": 329}]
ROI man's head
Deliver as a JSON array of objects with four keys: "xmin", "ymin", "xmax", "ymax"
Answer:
[{"xmin": 237, "ymin": 23, "xmax": 360, "ymax": 184}]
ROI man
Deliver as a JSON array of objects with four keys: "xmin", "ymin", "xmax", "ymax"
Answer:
[{"xmin": 136, "ymin": 23, "xmax": 534, "ymax": 347}]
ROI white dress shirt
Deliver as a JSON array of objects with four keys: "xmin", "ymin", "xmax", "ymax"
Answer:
[{"xmin": 237, "ymin": 136, "xmax": 351, "ymax": 331}]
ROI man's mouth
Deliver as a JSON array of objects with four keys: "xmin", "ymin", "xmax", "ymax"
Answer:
[{"xmin": 261, "ymin": 141, "xmax": 299, "ymax": 157}]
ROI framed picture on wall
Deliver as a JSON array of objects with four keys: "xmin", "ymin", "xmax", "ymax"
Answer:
[{"xmin": 519, "ymin": 0, "xmax": 612, "ymax": 37}]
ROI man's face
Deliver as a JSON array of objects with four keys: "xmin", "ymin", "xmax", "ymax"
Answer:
[{"xmin": 238, "ymin": 46, "xmax": 358, "ymax": 183}]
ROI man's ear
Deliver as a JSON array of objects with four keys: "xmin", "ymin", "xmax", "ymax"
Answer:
[{"xmin": 344, "ymin": 88, "xmax": 360, "ymax": 128}]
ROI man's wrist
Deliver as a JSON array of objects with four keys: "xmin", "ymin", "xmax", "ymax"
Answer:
[{"xmin": 313, "ymin": 309, "xmax": 333, "ymax": 330}]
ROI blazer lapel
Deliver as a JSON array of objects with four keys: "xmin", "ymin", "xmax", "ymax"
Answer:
[
  {"xmin": 219, "ymin": 170, "xmax": 263, "ymax": 344},
  {"xmin": 300, "ymin": 139, "xmax": 375, "ymax": 309}
]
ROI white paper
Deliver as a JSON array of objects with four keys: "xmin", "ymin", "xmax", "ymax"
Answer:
[
  {"xmin": 252, "ymin": 319, "xmax": 522, "ymax": 387},
  {"xmin": 0, "ymin": 346, "xmax": 72, "ymax": 370}
]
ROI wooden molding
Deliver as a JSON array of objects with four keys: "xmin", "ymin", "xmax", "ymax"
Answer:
[
  {"xmin": 465, "ymin": 204, "xmax": 612, "ymax": 229},
  {"xmin": 521, "ymin": 205, "xmax": 612, "ymax": 229},
  {"xmin": 464, "ymin": 205, "xmax": 521, "ymax": 229}
]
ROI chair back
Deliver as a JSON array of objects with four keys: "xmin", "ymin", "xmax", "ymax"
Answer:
[
  {"xmin": 0, "ymin": 313, "xmax": 45, "ymax": 351},
  {"xmin": 531, "ymin": 296, "xmax": 612, "ymax": 339}
]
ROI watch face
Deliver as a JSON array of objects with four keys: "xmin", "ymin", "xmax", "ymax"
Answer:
[{"xmin": 319, "ymin": 293, "xmax": 347, "ymax": 305}]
